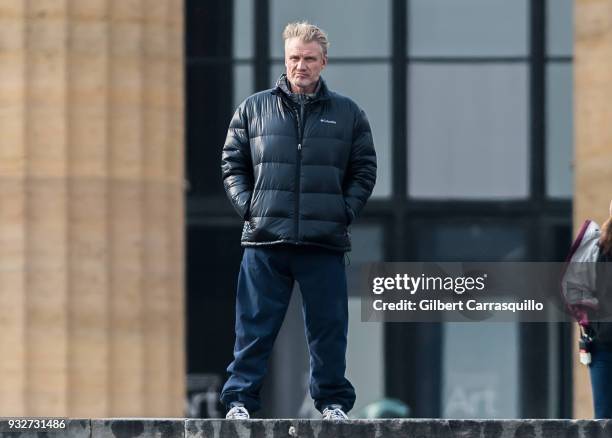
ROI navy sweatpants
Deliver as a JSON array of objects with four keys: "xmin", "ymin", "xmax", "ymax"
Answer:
[{"xmin": 220, "ymin": 245, "xmax": 356, "ymax": 414}]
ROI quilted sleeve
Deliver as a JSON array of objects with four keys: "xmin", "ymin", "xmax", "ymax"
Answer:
[
  {"xmin": 221, "ymin": 103, "xmax": 254, "ymax": 220},
  {"xmin": 343, "ymin": 106, "xmax": 377, "ymax": 223}
]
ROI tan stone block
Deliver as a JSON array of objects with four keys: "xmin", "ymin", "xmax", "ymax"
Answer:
[
  {"xmin": 67, "ymin": 9, "xmax": 108, "ymax": 179},
  {"xmin": 25, "ymin": 180, "xmax": 68, "ymax": 417},
  {"xmin": 142, "ymin": 181, "xmax": 170, "ymax": 415},
  {"xmin": 0, "ymin": 0, "xmax": 184, "ymax": 417},
  {"xmin": 0, "ymin": 1, "xmax": 25, "ymax": 17},
  {"xmin": 0, "ymin": 17, "xmax": 25, "ymax": 53},
  {"xmin": 68, "ymin": 0, "xmax": 107, "ymax": 20},
  {"xmin": 0, "ymin": 9, "xmax": 25, "ymax": 178},
  {"xmin": 574, "ymin": 0, "xmax": 612, "ymax": 419},
  {"xmin": 0, "ymin": 178, "xmax": 26, "ymax": 415},
  {"xmin": 110, "ymin": 0, "xmax": 143, "ymax": 23},
  {"xmin": 67, "ymin": 179, "xmax": 109, "ymax": 415}
]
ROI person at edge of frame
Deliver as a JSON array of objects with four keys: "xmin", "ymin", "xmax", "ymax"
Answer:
[
  {"xmin": 219, "ymin": 21, "xmax": 377, "ymax": 420},
  {"xmin": 575, "ymin": 200, "xmax": 612, "ymax": 418}
]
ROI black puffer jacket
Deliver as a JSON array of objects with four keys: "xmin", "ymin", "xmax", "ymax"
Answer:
[{"xmin": 221, "ymin": 74, "xmax": 377, "ymax": 252}]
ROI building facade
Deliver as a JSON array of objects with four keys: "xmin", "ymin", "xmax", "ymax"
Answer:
[{"xmin": 186, "ymin": 0, "xmax": 575, "ymax": 418}]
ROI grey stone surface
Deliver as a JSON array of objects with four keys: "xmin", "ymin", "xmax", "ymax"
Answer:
[
  {"xmin": 186, "ymin": 419, "xmax": 612, "ymax": 438},
  {"xmin": 2, "ymin": 418, "xmax": 612, "ymax": 437},
  {"xmin": 91, "ymin": 419, "xmax": 184, "ymax": 438}
]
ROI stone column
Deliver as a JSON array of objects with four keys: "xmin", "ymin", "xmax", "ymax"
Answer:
[
  {"xmin": 0, "ymin": 0, "xmax": 184, "ymax": 417},
  {"xmin": 574, "ymin": 0, "xmax": 612, "ymax": 419}
]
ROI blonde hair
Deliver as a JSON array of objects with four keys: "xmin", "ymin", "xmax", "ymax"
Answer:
[{"xmin": 283, "ymin": 21, "xmax": 329, "ymax": 57}]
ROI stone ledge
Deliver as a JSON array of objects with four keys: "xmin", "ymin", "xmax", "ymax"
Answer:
[
  {"xmin": 2, "ymin": 419, "xmax": 612, "ymax": 438},
  {"xmin": 187, "ymin": 419, "xmax": 612, "ymax": 438}
]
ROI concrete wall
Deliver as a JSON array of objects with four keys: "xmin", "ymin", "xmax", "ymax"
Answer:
[{"xmin": 573, "ymin": 0, "xmax": 612, "ymax": 419}]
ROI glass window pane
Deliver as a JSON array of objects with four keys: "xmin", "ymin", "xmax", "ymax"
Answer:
[
  {"xmin": 416, "ymin": 222, "xmax": 522, "ymax": 417},
  {"xmin": 346, "ymin": 224, "xmax": 384, "ymax": 415},
  {"xmin": 187, "ymin": 225, "xmax": 243, "ymax": 376},
  {"xmin": 408, "ymin": 64, "xmax": 529, "ymax": 199},
  {"xmin": 350, "ymin": 225, "xmax": 384, "ymax": 264},
  {"xmin": 347, "ymin": 225, "xmax": 384, "ymax": 295},
  {"xmin": 546, "ymin": 63, "xmax": 573, "ymax": 198},
  {"xmin": 347, "ymin": 297, "xmax": 384, "ymax": 414},
  {"xmin": 324, "ymin": 64, "xmax": 391, "ymax": 198},
  {"xmin": 271, "ymin": 62, "xmax": 392, "ymax": 198},
  {"xmin": 547, "ymin": 0, "xmax": 573, "ymax": 56},
  {"xmin": 270, "ymin": 0, "xmax": 391, "ymax": 58},
  {"xmin": 414, "ymin": 223, "xmax": 527, "ymax": 262},
  {"xmin": 233, "ymin": 0, "xmax": 254, "ymax": 59},
  {"xmin": 233, "ymin": 64, "xmax": 254, "ymax": 109},
  {"xmin": 408, "ymin": 0, "xmax": 529, "ymax": 57},
  {"xmin": 443, "ymin": 323, "xmax": 519, "ymax": 418},
  {"xmin": 270, "ymin": 62, "xmax": 284, "ymax": 85},
  {"xmin": 186, "ymin": 0, "xmax": 231, "ymax": 58},
  {"xmin": 187, "ymin": 64, "xmax": 234, "ymax": 196},
  {"xmin": 266, "ymin": 287, "xmax": 311, "ymax": 417}
]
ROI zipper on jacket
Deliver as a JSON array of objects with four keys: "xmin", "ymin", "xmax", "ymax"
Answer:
[{"xmin": 293, "ymin": 95, "xmax": 306, "ymax": 243}]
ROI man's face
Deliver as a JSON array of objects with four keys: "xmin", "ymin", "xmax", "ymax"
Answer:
[{"xmin": 284, "ymin": 37, "xmax": 327, "ymax": 93}]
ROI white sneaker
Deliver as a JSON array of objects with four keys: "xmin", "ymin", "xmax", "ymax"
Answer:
[
  {"xmin": 322, "ymin": 404, "xmax": 348, "ymax": 420},
  {"xmin": 226, "ymin": 403, "xmax": 250, "ymax": 419}
]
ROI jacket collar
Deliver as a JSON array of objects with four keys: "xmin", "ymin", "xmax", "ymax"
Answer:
[{"xmin": 272, "ymin": 73, "xmax": 331, "ymax": 102}]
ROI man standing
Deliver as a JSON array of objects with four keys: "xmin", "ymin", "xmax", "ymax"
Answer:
[{"xmin": 220, "ymin": 21, "xmax": 377, "ymax": 420}]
